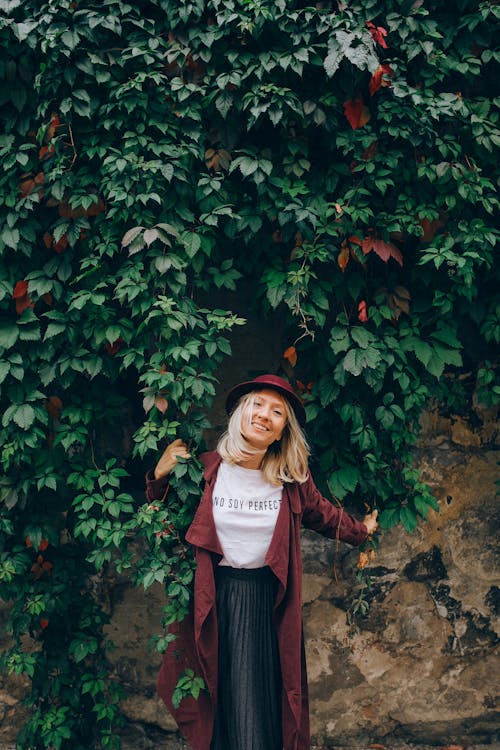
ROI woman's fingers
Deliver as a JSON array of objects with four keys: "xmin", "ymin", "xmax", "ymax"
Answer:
[
  {"xmin": 363, "ymin": 508, "xmax": 379, "ymax": 535},
  {"xmin": 154, "ymin": 439, "xmax": 191, "ymax": 480}
]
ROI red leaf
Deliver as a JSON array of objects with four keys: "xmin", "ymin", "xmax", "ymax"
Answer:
[
  {"xmin": 296, "ymin": 380, "xmax": 313, "ymax": 394},
  {"xmin": 369, "ymin": 64, "xmax": 394, "ymax": 96},
  {"xmin": 39, "ymin": 145, "xmax": 55, "ymax": 160},
  {"xmin": 363, "ymin": 140, "xmax": 378, "ymax": 161},
  {"xmin": 53, "ymin": 234, "xmax": 68, "ymax": 253},
  {"xmin": 13, "ymin": 280, "xmax": 29, "ymax": 298},
  {"xmin": 13, "ymin": 280, "xmax": 34, "ymax": 314},
  {"xmin": 40, "ymin": 618, "xmax": 49, "ymax": 630},
  {"xmin": 105, "ymin": 337, "xmax": 124, "ymax": 356},
  {"xmin": 16, "ymin": 297, "xmax": 33, "ymax": 314},
  {"xmin": 283, "ymin": 346, "xmax": 297, "ymax": 367},
  {"xmin": 46, "ymin": 112, "xmax": 61, "ymax": 140},
  {"xmin": 418, "ymin": 214, "xmax": 448, "ymax": 242},
  {"xmin": 19, "ymin": 171, "xmax": 44, "ymax": 198},
  {"xmin": 343, "ymin": 96, "xmax": 371, "ymax": 129},
  {"xmin": 338, "ymin": 243, "xmax": 350, "ymax": 271},
  {"xmin": 366, "ymin": 21, "xmax": 389, "ymax": 48},
  {"xmin": 31, "ymin": 555, "xmax": 53, "ymax": 579},
  {"xmin": 362, "ymin": 237, "xmax": 403, "ymax": 266},
  {"xmin": 155, "ymin": 395, "xmax": 168, "ymax": 414},
  {"xmin": 358, "ymin": 300, "xmax": 369, "ymax": 323},
  {"xmin": 45, "ymin": 396, "xmax": 63, "ymax": 420}
]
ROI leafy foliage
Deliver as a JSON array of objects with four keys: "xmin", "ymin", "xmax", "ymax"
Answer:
[{"xmin": 0, "ymin": 0, "xmax": 498, "ymax": 745}]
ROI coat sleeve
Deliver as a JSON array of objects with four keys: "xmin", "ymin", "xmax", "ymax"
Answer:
[
  {"xmin": 145, "ymin": 469, "xmax": 170, "ymax": 503},
  {"xmin": 299, "ymin": 474, "xmax": 368, "ymax": 546}
]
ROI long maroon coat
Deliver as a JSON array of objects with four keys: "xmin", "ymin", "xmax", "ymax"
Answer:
[{"xmin": 146, "ymin": 451, "xmax": 368, "ymax": 750}]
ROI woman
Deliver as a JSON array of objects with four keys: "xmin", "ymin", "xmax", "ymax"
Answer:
[{"xmin": 146, "ymin": 373, "xmax": 378, "ymax": 750}]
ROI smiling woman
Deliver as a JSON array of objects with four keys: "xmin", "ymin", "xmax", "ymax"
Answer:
[{"xmin": 146, "ymin": 373, "xmax": 378, "ymax": 750}]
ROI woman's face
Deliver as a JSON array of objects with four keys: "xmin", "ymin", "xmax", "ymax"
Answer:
[{"xmin": 241, "ymin": 389, "xmax": 287, "ymax": 450}]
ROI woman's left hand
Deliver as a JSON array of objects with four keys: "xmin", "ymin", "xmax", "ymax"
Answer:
[{"xmin": 363, "ymin": 509, "xmax": 378, "ymax": 536}]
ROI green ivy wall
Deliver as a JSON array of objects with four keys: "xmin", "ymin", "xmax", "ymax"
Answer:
[{"xmin": 0, "ymin": 0, "xmax": 499, "ymax": 747}]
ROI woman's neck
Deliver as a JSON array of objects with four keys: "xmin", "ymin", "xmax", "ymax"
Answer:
[{"xmin": 237, "ymin": 451, "xmax": 265, "ymax": 470}]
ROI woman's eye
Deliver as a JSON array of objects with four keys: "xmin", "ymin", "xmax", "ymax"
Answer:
[{"xmin": 274, "ymin": 410, "xmax": 283, "ymax": 416}]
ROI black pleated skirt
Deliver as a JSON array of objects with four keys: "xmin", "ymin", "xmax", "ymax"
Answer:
[{"xmin": 210, "ymin": 566, "xmax": 283, "ymax": 750}]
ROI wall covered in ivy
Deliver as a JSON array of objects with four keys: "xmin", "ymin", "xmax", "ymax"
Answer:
[{"xmin": 0, "ymin": 1, "xmax": 498, "ymax": 747}]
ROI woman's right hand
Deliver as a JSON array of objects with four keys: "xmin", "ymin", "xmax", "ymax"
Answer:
[{"xmin": 154, "ymin": 438, "xmax": 191, "ymax": 480}]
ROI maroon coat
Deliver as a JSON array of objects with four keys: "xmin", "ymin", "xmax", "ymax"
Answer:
[{"xmin": 146, "ymin": 451, "xmax": 368, "ymax": 750}]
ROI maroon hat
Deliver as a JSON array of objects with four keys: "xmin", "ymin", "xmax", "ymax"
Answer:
[{"xmin": 225, "ymin": 374, "xmax": 307, "ymax": 427}]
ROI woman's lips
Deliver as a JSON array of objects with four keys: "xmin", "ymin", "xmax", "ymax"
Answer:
[{"xmin": 251, "ymin": 422, "xmax": 269, "ymax": 432}]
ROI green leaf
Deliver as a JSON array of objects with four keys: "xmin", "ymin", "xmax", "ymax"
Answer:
[
  {"xmin": 400, "ymin": 506, "xmax": 418, "ymax": 533},
  {"xmin": 0, "ymin": 323, "xmax": 19, "ymax": 349},
  {"xmin": 121, "ymin": 226, "xmax": 144, "ymax": 247},
  {"xmin": 6, "ymin": 403, "xmax": 36, "ymax": 430},
  {"xmin": 183, "ymin": 232, "xmax": 201, "ymax": 258},
  {"xmin": 44, "ymin": 322, "xmax": 67, "ymax": 340},
  {"xmin": 329, "ymin": 326, "xmax": 350, "ymax": 354},
  {"xmin": 61, "ymin": 30, "xmax": 81, "ymax": 49},
  {"xmin": 413, "ymin": 341, "xmax": 433, "ymax": 367},
  {"xmin": 351, "ymin": 327, "xmax": 372, "ymax": 349},
  {"xmin": 426, "ymin": 351, "xmax": 445, "ymax": 378},
  {"xmin": 1, "ymin": 227, "xmax": 20, "ymax": 249},
  {"xmin": 329, "ymin": 465, "xmax": 360, "ymax": 499},
  {"xmin": 266, "ymin": 285, "xmax": 285, "ymax": 309}
]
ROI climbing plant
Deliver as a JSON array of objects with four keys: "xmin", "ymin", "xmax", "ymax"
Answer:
[{"xmin": 0, "ymin": 0, "xmax": 498, "ymax": 746}]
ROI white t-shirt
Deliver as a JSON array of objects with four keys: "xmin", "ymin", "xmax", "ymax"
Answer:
[{"xmin": 212, "ymin": 460, "xmax": 283, "ymax": 569}]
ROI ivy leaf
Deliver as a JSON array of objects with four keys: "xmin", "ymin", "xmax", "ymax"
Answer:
[
  {"xmin": 362, "ymin": 237, "xmax": 403, "ymax": 266},
  {"xmin": 143, "ymin": 228, "xmax": 159, "ymax": 247},
  {"xmin": 155, "ymin": 395, "xmax": 168, "ymax": 414},
  {"xmin": 14, "ymin": 20, "xmax": 37, "ymax": 41},
  {"xmin": 343, "ymin": 96, "xmax": 371, "ymax": 129},
  {"xmin": 369, "ymin": 64, "xmax": 395, "ymax": 96},
  {"xmin": 317, "ymin": 374, "xmax": 338, "ymax": 406},
  {"xmin": 426, "ymin": 351, "xmax": 445, "ymax": 378},
  {"xmin": 379, "ymin": 504, "xmax": 401, "ymax": 529},
  {"xmin": 1, "ymin": 227, "xmax": 20, "ymax": 249},
  {"xmin": 182, "ymin": 232, "xmax": 201, "ymax": 258},
  {"xmin": 283, "ymin": 346, "xmax": 297, "ymax": 367},
  {"xmin": 156, "ymin": 223, "xmax": 179, "ymax": 241},
  {"xmin": 324, "ymin": 40, "xmax": 343, "ymax": 77},
  {"xmin": 3, "ymin": 403, "xmax": 36, "ymax": 430},
  {"xmin": 0, "ymin": 323, "xmax": 19, "ymax": 349},
  {"xmin": 413, "ymin": 341, "xmax": 433, "ymax": 368},
  {"xmin": 400, "ymin": 506, "xmax": 418, "ymax": 533},
  {"xmin": 44, "ymin": 322, "xmax": 66, "ymax": 340},
  {"xmin": 351, "ymin": 327, "xmax": 373, "ymax": 349},
  {"xmin": 121, "ymin": 226, "xmax": 145, "ymax": 248},
  {"xmin": 329, "ymin": 326, "xmax": 350, "ymax": 354},
  {"xmin": 328, "ymin": 465, "xmax": 360, "ymax": 499}
]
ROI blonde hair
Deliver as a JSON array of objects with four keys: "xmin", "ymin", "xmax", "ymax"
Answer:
[{"xmin": 217, "ymin": 390, "xmax": 310, "ymax": 486}]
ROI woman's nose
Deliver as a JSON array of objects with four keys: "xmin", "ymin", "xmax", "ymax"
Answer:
[{"xmin": 256, "ymin": 405, "xmax": 271, "ymax": 419}]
